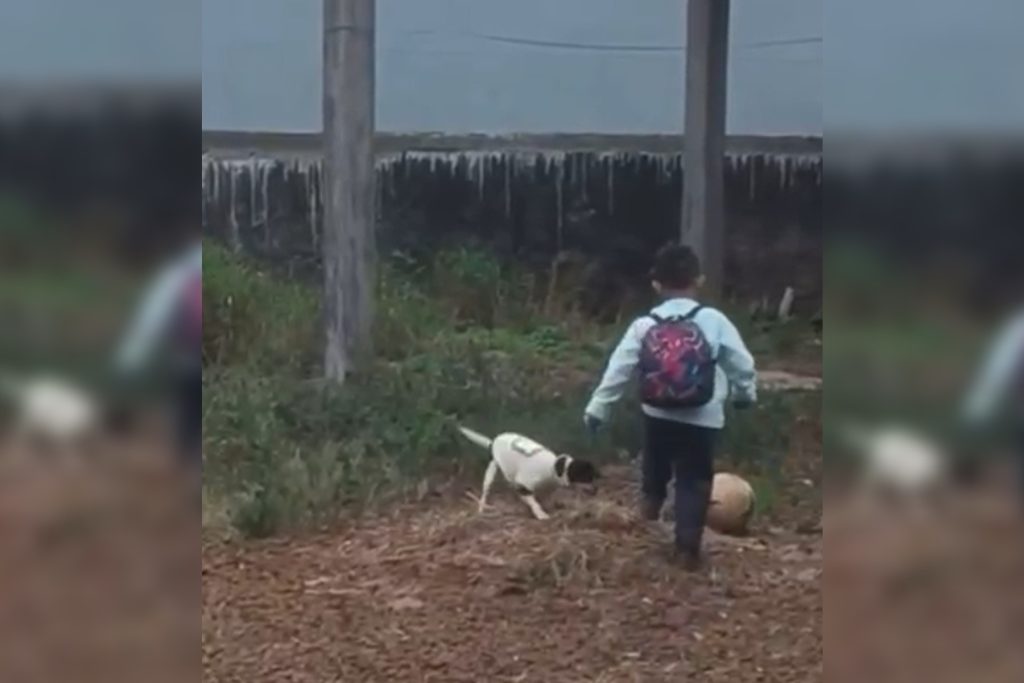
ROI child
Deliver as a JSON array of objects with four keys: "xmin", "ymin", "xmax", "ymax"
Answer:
[
  {"xmin": 115, "ymin": 235, "xmax": 202, "ymax": 471},
  {"xmin": 583, "ymin": 244, "xmax": 757, "ymax": 570}
]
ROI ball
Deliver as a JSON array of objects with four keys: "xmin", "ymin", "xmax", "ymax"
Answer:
[{"xmin": 706, "ymin": 472, "xmax": 756, "ymax": 535}]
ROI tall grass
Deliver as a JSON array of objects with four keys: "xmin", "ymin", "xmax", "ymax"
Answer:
[{"xmin": 203, "ymin": 243, "xmax": 818, "ymax": 538}]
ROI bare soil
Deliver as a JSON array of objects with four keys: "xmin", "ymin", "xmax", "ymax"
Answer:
[
  {"xmin": 0, "ymin": 436, "xmax": 198, "ymax": 683},
  {"xmin": 825, "ymin": 478, "xmax": 1024, "ymax": 683},
  {"xmin": 203, "ymin": 452, "xmax": 823, "ymax": 682}
]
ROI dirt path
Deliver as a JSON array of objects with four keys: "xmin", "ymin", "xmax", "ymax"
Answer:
[
  {"xmin": 825, "ymin": 482, "xmax": 1024, "ymax": 682},
  {"xmin": 0, "ymin": 438, "xmax": 198, "ymax": 683},
  {"xmin": 203, "ymin": 462, "xmax": 822, "ymax": 682}
]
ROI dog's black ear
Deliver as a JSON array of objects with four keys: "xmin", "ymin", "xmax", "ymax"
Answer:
[{"xmin": 554, "ymin": 456, "xmax": 568, "ymax": 478}]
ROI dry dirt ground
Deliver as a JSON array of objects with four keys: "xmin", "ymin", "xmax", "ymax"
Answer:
[
  {"xmin": 825, "ymin": 477, "xmax": 1024, "ymax": 683},
  {"xmin": 0, "ymin": 436, "xmax": 198, "ymax": 683},
  {"xmin": 203, "ymin": 405, "xmax": 1024, "ymax": 683},
  {"xmin": 203, "ymin": 443, "xmax": 823, "ymax": 682}
]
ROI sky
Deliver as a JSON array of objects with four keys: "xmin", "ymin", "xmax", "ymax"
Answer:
[
  {"xmin": 1, "ymin": 1, "xmax": 1021, "ymax": 136},
  {"xmin": 200, "ymin": 0, "xmax": 821, "ymax": 134},
  {"xmin": 0, "ymin": 0, "xmax": 200, "ymax": 83}
]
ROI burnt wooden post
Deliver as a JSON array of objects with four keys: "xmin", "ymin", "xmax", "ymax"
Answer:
[
  {"xmin": 681, "ymin": 0, "xmax": 730, "ymax": 299},
  {"xmin": 322, "ymin": 0, "xmax": 376, "ymax": 381}
]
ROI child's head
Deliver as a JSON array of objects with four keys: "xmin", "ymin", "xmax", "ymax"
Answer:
[{"xmin": 650, "ymin": 244, "xmax": 704, "ymax": 296}]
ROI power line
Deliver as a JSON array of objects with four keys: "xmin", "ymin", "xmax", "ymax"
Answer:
[
  {"xmin": 472, "ymin": 32, "xmax": 822, "ymax": 52},
  {"xmin": 740, "ymin": 37, "xmax": 823, "ymax": 49},
  {"xmin": 470, "ymin": 33, "xmax": 682, "ymax": 52},
  {"xmin": 383, "ymin": 46, "xmax": 821, "ymax": 65},
  {"xmin": 406, "ymin": 29, "xmax": 821, "ymax": 53}
]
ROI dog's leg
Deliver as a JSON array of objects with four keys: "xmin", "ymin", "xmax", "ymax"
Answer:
[
  {"xmin": 522, "ymin": 495, "xmax": 551, "ymax": 521},
  {"xmin": 516, "ymin": 486, "xmax": 550, "ymax": 520},
  {"xmin": 479, "ymin": 461, "xmax": 499, "ymax": 513}
]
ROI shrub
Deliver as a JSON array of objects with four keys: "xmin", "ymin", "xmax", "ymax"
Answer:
[
  {"xmin": 202, "ymin": 245, "xmax": 319, "ymax": 373},
  {"xmin": 202, "ymin": 242, "xmax": 813, "ymax": 537}
]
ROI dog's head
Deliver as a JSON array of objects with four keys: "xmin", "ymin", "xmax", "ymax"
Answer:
[{"xmin": 555, "ymin": 456, "xmax": 600, "ymax": 486}]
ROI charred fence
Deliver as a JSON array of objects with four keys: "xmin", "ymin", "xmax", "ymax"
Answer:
[{"xmin": 202, "ymin": 133, "xmax": 822, "ymax": 313}]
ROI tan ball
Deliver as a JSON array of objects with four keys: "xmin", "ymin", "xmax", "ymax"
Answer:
[{"xmin": 706, "ymin": 472, "xmax": 756, "ymax": 536}]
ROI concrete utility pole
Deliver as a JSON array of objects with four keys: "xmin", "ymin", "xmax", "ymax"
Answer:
[
  {"xmin": 681, "ymin": 0, "xmax": 729, "ymax": 300},
  {"xmin": 322, "ymin": 0, "xmax": 376, "ymax": 381}
]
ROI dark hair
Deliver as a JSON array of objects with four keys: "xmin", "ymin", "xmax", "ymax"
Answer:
[{"xmin": 650, "ymin": 244, "xmax": 701, "ymax": 290}]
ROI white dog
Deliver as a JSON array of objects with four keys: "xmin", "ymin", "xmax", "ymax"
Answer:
[
  {"xmin": 842, "ymin": 423, "xmax": 948, "ymax": 502},
  {"xmin": 0, "ymin": 374, "xmax": 101, "ymax": 455},
  {"xmin": 457, "ymin": 427, "xmax": 599, "ymax": 520}
]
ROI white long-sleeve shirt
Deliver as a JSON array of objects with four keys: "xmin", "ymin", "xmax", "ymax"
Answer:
[
  {"xmin": 116, "ymin": 241, "xmax": 202, "ymax": 373},
  {"xmin": 963, "ymin": 310, "xmax": 1024, "ymax": 425},
  {"xmin": 585, "ymin": 298, "xmax": 758, "ymax": 430}
]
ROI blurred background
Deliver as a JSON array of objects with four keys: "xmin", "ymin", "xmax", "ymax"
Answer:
[
  {"xmin": 825, "ymin": 1, "xmax": 1024, "ymax": 680},
  {"xmin": 2, "ymin": 0, "xmax": 1024, "ymax": 679},
  {"xmin": 0, "ymin": 2, "xmax": 199, "ymax": 682},
  {"xmin": 0, "ymin": 90, "xmax": 197, "ymax": 379}
]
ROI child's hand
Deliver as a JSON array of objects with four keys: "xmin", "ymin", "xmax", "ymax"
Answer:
[{"xmin": 583, "ymin": 413, "xmax": 603, "ymax": 436}]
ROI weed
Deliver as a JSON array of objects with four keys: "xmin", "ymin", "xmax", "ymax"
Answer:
[
  {"xmin": 202, "ymin": 246, "xmax": 320, "ymax": 373},
  {"xmin": 203, "ymin": 242, "xmax": 816, "ymax": 537}
]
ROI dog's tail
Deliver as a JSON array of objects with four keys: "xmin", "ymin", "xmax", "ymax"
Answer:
[{"xmin": 457, "ymin": 426, "xmax": 493, "ymax": 451}]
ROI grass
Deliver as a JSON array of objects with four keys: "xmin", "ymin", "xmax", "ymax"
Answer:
[
  {"xmin": 0, "ymin": 193, "xmax": 147, "ymax": 381},
  {"xmin": 202, "ymin": 242, "xmax": 819, "ymax": 538},
  {"xmin": 822, "ymin": 240, "xmax": 1005, "ymax": 463}
]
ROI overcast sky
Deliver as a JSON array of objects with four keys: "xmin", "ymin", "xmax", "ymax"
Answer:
[
  {"xmin": 2, "ymin": 1, "xmax": 1021, "ymax": 135},
  {"xmin": 200, "ymin": 0, "xmax": 822, "ymax": 134},
  {"xmin": 0, "ymin": 0, "xmax": 200, "ymax": 83}
]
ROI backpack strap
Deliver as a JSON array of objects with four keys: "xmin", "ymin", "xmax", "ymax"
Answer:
[
  {"xmin": 681, "ymin": 304, "xmax": 704, "ymax": 321},
  {"xmin": 649, "ymin": 306, "xmax": 703, "ymax": 324}
]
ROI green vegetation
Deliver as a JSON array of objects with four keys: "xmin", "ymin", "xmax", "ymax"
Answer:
[
  {"xmin": 823, "ymin": 240, "xmax": 997, "ymax": 462},
  {"xmin": 0, "ymin": 194, "xmax": 139, "ymax": 379},
  {"xmin": 203, "ymin": 243, "xmax": 819, "ymax": 538}
]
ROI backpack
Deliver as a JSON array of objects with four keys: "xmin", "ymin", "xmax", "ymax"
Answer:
[{"xmin": 637, "ymin": 306, "xmax": 716, "ymax": 409}]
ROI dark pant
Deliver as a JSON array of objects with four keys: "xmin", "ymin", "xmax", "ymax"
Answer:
[
  {"xmin": 175, "ymin": 368, "xmax": 202, "ymax": 471},
  {"xmin": 642, "ymin": 416, "xmax": 718, "ymax": 555}
]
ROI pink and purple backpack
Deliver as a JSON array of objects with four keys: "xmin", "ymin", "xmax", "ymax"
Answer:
[{"xmin": 637, "ymin": 306, "xmax": 716, "ymax": 408}]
